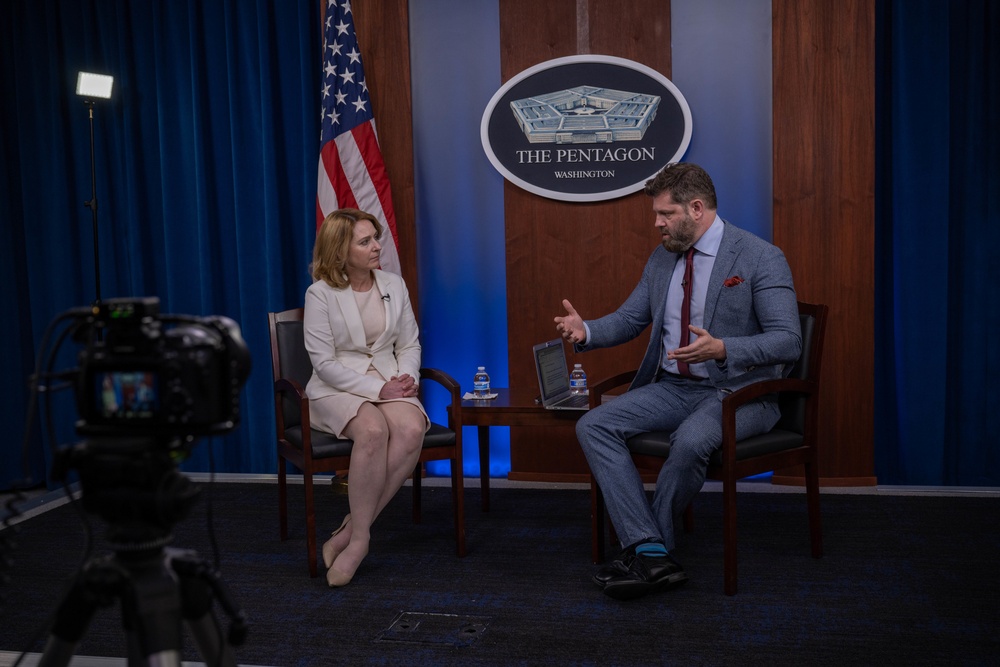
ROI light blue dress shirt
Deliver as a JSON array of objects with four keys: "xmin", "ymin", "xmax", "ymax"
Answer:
[
  {"xmin": 660, "ymin": 214, "xmax": 724, "ymax": 378},
  {"xmin": 580, "ymin": 214, "xmax": 724, "ymax": 378}
]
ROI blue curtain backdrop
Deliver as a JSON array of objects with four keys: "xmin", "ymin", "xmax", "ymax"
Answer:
[
  {"xmin": 2, "ymin": 0, "xmax": 998, "ymax": 490},
  {"xmin": 0, "ymin": 0, "xmax": 321, "ymax": 489},
  {"xmin": 875, "ymin": 0, "xmax": 1000, "ymax": 485}
]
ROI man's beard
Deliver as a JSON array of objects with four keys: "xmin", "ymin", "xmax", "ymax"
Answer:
[{"xmin": 661, "ymin": 213, "xmax": 697, "ymax": 253}]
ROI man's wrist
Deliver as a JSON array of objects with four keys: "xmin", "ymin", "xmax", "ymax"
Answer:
[{"xmin": 714, "ymin": 339, "xmax": 727, "ymax": 365}]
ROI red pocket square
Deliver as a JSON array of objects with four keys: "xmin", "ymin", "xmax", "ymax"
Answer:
[{"xmin": 724, "ymin": 276, "xmax": 744, "ymax": 287}]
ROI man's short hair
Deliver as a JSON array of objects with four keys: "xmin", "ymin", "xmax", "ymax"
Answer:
[{"xmin": 644, "ymin": 162, "xmax": 718, "ymax": 209}]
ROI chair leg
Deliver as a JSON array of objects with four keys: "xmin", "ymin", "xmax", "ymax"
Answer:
[
  {"xmin": 590, "ymin": 475, "xmax": 606, "ymax": 564},
  {"xmin": 478, "ymin": 425, "xmax": 490, "ymax": 512},
  {"xmin": 304, "ymin": 471, "xmax": 318, "ymax": 578},
  {"xmin": 278, "ymin": 455, "xmax": 288, "ymax": 541},
  {"xmin": 805, "ymin": 460, "xmax": 823, "ymax": 558},
  {"xmin": 451, "ymin": 457, "xmax": 466, "ymax": 557},
  {"xmin": 683, "ymin": 502, "xmax": 694, "ymax": 533},
  {"xmin": 721, "ymin": 479, "xmax": 738, "ymax": 596},
  {"xmin": 608, "ymin": 521, "xmax": 619, "ymax": 551},
  {"xmin": 412, "ymin": 462, "xmax": 423, "ymax": 524}
]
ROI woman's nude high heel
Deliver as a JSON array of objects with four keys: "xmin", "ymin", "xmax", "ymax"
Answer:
[
  {"xmin": 326, "ymin": 564, "xmax": 354, "ymax": 587},
  {"xmin": 321, "ymin": 514, "xmax": 351, "ymax": 570},
  {"xmin": 326, "ymin": 541, "xmax": 368, "ymax": 587}
]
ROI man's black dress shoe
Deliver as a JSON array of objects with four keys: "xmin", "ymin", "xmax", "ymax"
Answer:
[
  {"xmin": 592, "ymin": 545, "xmax": 636, "ymax": 588},
  {"xmin": 602, "ymin": 551, "xmax": 688, "ymax": 600}
]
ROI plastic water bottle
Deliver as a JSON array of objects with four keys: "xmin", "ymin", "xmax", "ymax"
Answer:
[
  {"xmin": 570, "ymin": 363, "xmax": 588, "ymax": 395},
  {"xmin": 473, "ymin": 366, "xmax": 491, "ymax": 398}
]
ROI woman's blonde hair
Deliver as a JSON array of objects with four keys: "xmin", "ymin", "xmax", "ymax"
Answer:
[{"xmin": 310, "ymin": 208, "xmax": 382, "ymax": 288}]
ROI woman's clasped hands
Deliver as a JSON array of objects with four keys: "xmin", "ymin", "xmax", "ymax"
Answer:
[{"xmin": 379, "ymin": 373, "xmax": 417, "ymax": 399}]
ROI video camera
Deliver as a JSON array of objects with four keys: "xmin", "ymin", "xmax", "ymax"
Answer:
[
  {"xmin": 45, "ymin": 297, "xmax": 251, "ymax": 536},
  {"xmin": 27, "ymin": 297, "xmax": 252, "ymax": 663},
  {"xmin": 73, "ymin": 296, "xmax": 251, "ymax": 442}
]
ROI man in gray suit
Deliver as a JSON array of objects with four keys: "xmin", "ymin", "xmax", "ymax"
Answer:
[{"xmin": 555, "ymin": 162, "xmax": 801, "ymax": 600}]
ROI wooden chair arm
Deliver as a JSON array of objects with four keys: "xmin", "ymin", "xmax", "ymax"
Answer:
[
  {"xmin": 719, "ymin": 376, "xmax": 817, "ymax": 465},
  {"xmin": 419, "ymin": 367, "xmax": 461, "ymax": 397},
  {"xmin": 720, "ymin": 376, "xmax": 815, "ymax": 416},
  {"xmin": 274, "ymin": 377, "xmax": 306, "ymax": 399},
  {"xmin": 588, "ymin": 369, "xmax": 639, "ymax": 409},
  {"xmin": 273, "ymin": 377, "xmax": 318, "ymax": 458},
  {"xmin": 419, "ymin": 367, "xmax": 463, "ymax": 430}
]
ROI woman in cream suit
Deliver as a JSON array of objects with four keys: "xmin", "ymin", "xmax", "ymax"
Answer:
[{"xmin": 303, "ymin": 208, "xmax": 429, "ymax": 587}]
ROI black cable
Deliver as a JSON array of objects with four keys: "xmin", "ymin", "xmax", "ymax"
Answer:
[
  {"xmin": 2, "ymin": 308, "xmax": 91, "ymax": 666},
  {"xmin": 204, "ymin": 437, "xmax": 227, "ymax": 666},
  {"xmin": 206, "ymin": 438, "xmax": 221, "ymax": 572},
  {"xmin": 42, "ymin": 317, "xmax": 96, "ymax": 565}
]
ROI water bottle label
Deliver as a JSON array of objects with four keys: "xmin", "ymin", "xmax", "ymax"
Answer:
[{"xmin": 570, "ymin": 379, "xmax": 586, "ymax": 388}]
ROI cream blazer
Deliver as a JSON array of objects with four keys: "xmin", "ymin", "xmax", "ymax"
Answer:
[{"xmin": 303, "ymin": 270, "xmax": 421, "ymax": 401}]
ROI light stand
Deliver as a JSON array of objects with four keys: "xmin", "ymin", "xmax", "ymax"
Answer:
[{"xmin": 75, "ymin": 71, "xmax": 114, "ymax": 307}]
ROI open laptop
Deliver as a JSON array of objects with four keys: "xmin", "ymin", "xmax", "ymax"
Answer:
[{"xmin": 532, "ymin": 339, "xmax": 590, "ymax": 411}]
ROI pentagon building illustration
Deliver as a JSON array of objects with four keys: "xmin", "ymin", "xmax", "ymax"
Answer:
[{"xmin": 510, "ymin": 86, "xmax": 661, "ymax": 144}]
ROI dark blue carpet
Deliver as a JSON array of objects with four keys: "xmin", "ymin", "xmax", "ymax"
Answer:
[{"xmin": 2, "ymin": 482, "xmax": 998, "ymax": 666}]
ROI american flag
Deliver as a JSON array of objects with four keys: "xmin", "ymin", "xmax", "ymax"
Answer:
[{"xmin": 317, "ymin": 0, "xmax": 401, "ymax": 274}]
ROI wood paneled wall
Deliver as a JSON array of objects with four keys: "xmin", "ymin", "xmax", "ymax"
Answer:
[
  {"xmin": 499, "ymin": 0, "xmax": 673, "ymax": 481},
  {"xmin": 772, "ymin": 0, "xmax": 876, "ymax": 484}
]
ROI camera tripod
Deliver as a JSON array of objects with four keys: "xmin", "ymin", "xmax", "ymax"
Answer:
[
  {"xmin": 36, "ymin": 439, "xmax": 247, "ymax": 667},
  {"xmin": 38, "ymin": 542, "xmax": 245, "ymax": 667}
]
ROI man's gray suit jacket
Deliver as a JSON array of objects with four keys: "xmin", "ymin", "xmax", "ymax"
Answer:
[{"xmin": 581, "ymin": 220, "xmax": 802, "ymax": 394}]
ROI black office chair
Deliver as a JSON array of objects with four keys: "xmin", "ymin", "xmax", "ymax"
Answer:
[
  {"xmin": 268, "ymin": 307, "xmax": 466, "ymax": 577},
  {"xmin": 589, "ymin": 301, "xmax": 828, "ymax": 595}
]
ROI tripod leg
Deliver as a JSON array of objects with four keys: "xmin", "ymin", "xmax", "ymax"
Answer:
[
  {"xmin": 186, "ymin": 613, "xmax": 235, "ymax": 667},
  {"xmin": 119, "ymin": 554, "xmax": 185, "ymax": 667},
  {"xmin": 38, "ymin": 556, "xmax": 127, "ymax": 667},
  {"xmin": 37, "ymin": 638, "xmax": 76, "ymax": 667},
  {"xmin": 171, "ymin": 549, "xmax": 244, "ymax": 667}
]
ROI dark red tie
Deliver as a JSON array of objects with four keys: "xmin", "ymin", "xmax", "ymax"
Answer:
[{"xmin": 677, "ymin": 247, "xmax": 695, "ymax": 377}]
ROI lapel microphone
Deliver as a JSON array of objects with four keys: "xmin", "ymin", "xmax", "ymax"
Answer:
[{"xmin": 381, "ymin": 293, "xmax": 390, "ymax": 302}]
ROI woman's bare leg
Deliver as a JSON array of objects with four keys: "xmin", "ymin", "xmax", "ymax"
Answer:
[
  {"xmin": 327, "ymin": 403, "xmax": 390, "ymax": 584},
  {"xmin": 371, "ymin": 401, "xmax": 426, "ymax": 511},
  {"xmin": 325, "ymin": 401, "xmax": 427, "ymax": 545},
  {"xmin": 327, "ymin": 402, "xmax": 427, "ymax": 585}
]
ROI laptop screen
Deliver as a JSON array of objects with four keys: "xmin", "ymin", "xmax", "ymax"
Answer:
[{"xmin": 534, "ymin": 340, "xmax": 571, "ymax": 404}]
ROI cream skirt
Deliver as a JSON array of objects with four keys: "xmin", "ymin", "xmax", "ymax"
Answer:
[{"xmin": 308, "ymin": 368, "xmax": 429, "ymax": 439}]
